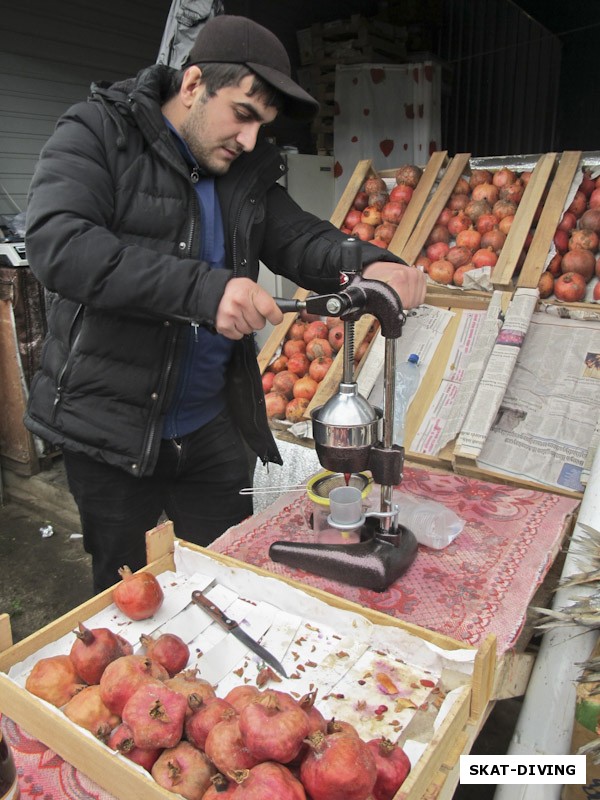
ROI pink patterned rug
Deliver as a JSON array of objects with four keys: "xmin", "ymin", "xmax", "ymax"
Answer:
[{"xmin": 211, "ymin": 465, "xmax": 580, "ymax": 654}]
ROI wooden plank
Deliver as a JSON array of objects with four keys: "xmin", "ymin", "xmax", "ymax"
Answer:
[
  {"xmin": 0, "ymin": 614, "xmax": 13, "ymax": 653},
  {"xmin": 492, "ymin": 152, "xmax": 557, "ymax": 290},
  {"xmin": 399, "ymin": 153, "xmax": 472, "ymax": 266},
  {"xmin": 517, "ymin": 150, "xmax": 582, "ymax": 288},
  {"xmin": 330, "ymin": 158, "xmax": 373, "ymax": 229},
  {"xmin": 388, "ymin": 150, "xmax": 449, "ymax": 258},
  {"xmin": 470, "ymin": 635, "xmax": 497, "ymax": 721}
]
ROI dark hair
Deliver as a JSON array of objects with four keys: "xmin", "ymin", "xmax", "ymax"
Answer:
[{"xmin": 165, "ymin": 62, "xmax": 283, "ymax": 112}]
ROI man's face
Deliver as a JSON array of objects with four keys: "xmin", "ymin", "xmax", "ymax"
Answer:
[{"xmin": 180, "ymin": 74, "xmax": 278, "ymax": 175}]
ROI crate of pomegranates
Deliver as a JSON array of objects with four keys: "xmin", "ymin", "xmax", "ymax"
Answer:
[
  {"xmin": 515, "ymin": 150, "xmax": 600, "ymax": 317},
  {"xmin": 0, "ymin": 527, "xmax": 495, "ymax": 800},
  {"xmin": 257, "ymin": 153, "xmax": 453, "ymax": 427}
]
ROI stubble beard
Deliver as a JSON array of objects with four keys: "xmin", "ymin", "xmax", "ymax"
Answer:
[{"xmin": 180, "ymin": 100, "xmax": 235, "ymax": 176}]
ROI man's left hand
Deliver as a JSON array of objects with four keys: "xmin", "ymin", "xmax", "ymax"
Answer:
[{"xmin": 362, "ymin": 261, "xmax": 427, "ymax": 309}]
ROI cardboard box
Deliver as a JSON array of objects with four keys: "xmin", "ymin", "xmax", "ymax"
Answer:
[{"xmin": 0, "ymin": 528, "xmax": 497, "ymax": 800}]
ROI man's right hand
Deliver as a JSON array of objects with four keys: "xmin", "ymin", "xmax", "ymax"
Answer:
[{"xmin": 215, "ymin": 277, "xmax": 284, "ymax": 340}]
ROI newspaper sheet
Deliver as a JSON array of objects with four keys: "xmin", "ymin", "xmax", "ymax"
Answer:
[
  {"xmin": 410, "ymin": 291, "xmax": 505, "ymax": 455},
  {"xmin": 455, "ymin": 288, "xmax": 539, "ymax": 458},
  {"xmin": 476, "ymin": 313, "xmax": 600, "ymax": 492}
]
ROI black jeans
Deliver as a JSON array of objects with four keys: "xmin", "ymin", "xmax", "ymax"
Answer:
[{"xmin": 63, "ymin": 411, "xmax": 253, "ymax": 593}]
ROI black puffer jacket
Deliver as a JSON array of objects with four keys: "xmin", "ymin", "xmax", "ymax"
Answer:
[{"xmin": 24, "ymin": 64, "xmax": 401, "ymax": 476}]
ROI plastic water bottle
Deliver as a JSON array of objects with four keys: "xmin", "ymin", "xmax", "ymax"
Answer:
[{"xmin": 393, "ymin": 353, "xmax": 420, "ymax": 446}]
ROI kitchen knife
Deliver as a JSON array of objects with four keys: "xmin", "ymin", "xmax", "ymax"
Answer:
[{"xmin": 191, "ymin": 590, "xmax": 288, "ymax": 678}]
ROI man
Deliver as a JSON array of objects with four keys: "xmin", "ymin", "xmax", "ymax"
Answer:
[{"xmin": 24, "ymin": 15, "xmax": 426, "ymax": 592}]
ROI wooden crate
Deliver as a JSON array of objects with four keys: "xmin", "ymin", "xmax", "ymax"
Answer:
[
  {"xmin": 0, "ymin": 526, "xmax": 496, "ymax": 800},
  {"xmin": 258, "ymin": 152, "xmax": 450, "ymax": 421},
  {"xmin": 297, "ymin": 14, "xmax": 408, "ymax": 67}
]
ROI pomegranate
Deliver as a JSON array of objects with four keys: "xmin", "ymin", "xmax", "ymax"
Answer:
[
  {"xmin": 370, "ymin": 237, "xmax": 388, "ymax": 248},
  {"xmin": 269, "ymin": 354, "xmax": 288, "ymax": 373},
  {"xmin": 327, "ymin": 718, "xmax": 360, "ymax": 736},
  {"xmin": 283, "ymin": 338, "xmax": 307, "ymax": 358},
  {"xmin": 480, "ymin": 229, "xmax": 506, "ymax": 253},
  {"xmin": 107, "ymin": 721, "xmax": 162, "ymax": 771},
  {"xmin": 261, "ymin": 372, "xmax": 275, "ymax": 393},
  {"xmin": 579, "ymin": 170, "xmax": 596, "ymax": 197},
  {"xmin": 453, "ymin": 263, "xmax": 476, "ymax": 287},
  {"xmin": 309, "ymin": 356, "xmax": 333, "ymax": 382},
  {"xmin": 363, "ymin": 176, "xmax": 386, "ymax": 195},
  {"xmin": 471, "ymin": 182, "xmax": 499, "ymax": 205},
  {"xmin": 492, "ymin": 199, "xmax": 517, "ymax": 221},
  {"xmin": 374, "ymin": 221, "xmax": 397, "ymax": 244},
  {"xmin": 447, "ymin": 211, "xmax": 472, "ymax": 238},
  {"xmin": 580, "ymin": 209, "xmax": 600, "ymax": 234},
  {"xmin": 475, "ymin": 213, "xmax": 499, "ymax": 235},
  {"xmin": 427, "ymin": 259, "xmax": 454, "ymax": 285},
  {"xmin": 472, "ymin": 248, "xmax": 498, "ymax": 269},
  {"xmin": 446, "ymin": 245, "xmax": 473, "ymax": 268},
  {"xmin": 185, "ymin": 695, "xmax": 236, "ymax": 750},
  {"xmin": 69, "ymin": 623, "xmax": 132, "ymax": 685},
  {"xmin": 351, "ymin": 222, "xmax": 375, "ymax": 241},
  {"xmin": 239, "ymin": 690, "xmax": 311, "ymax": 763},
  {"xmin": 287, "ymin": 320, "xmax": 307, "ymax": 341},
  {"xmin": 569, "ymin": 228, "xmax": 599, "ymax": 252},
  {"xmin": 589, "ymin": 188, "xmax": 600, "ymax": 210},
  {"xmin": 469, "ymin": 168, "xmax": 492, "ymax": 189},
  {"xmin": 25, "ymin": 654, "xmax": 86, "ymax": 707},
  {"xmin": 328, "ymin": 323, "xmax": 344, "ymax": 351},
  {"xmin": 367, "ymin": 191, "xmax": 389, "ymax": 211},
  {"xmin": 63, "ymin": 684, "xmax": 121, "ymax": 741},
  {"xmin": 286, "ymin": 397, "xmax": 310, "ymax": 422},
  {"xmin": 455, "ymin": 228, "xmax": 481, "ymax": 251},
  {"xmin": 394, "ymin": 164, "xmax": 422, "ymax": 187},
  {"xmin": 553, "ymin": 228, "xmax": 570, "ymax": 254},
  {"xmin": 498, "ymin": 214, "xmax": 515, "ymax": 235},
  {"xmin": 499, "ymin": 181, "xmax": 524, "ymax": 205},
  {"xmin": 166, "ymin": 668, "xmax": 216, "ymax": 716},
  {"xmin": 203, "ymin": 774, "xmax": 238, "ymax": 799},
  {"xmin": 303, "ymin": 320, "xmax": 329, "ymax": 343},
  {"xmin": 366, "ymin": 737, "xmax": 411, "ymax": 800},
  {"xmin": 113, "ymin": 565, "xmax": 164, "ymax": 620},
  {"xmin": 547, "ymin": 252, "xmax": 563, "ymax": 277},
  {"xmin": 568, "ymin": 190, "xmax": 588, "ymax": 217},
  {"xmin": 492, "ymin": 167, "xmax": 516, "ymax": 188},
  {"xmin": 554, "ymin": 272, "xmax": 587, "ymax": 302},
  {"xmin": 381, "ymin": 201, "xmax": 405, "ymax": 225},
  {"xmin": 139, "ymin": 632, "xmax": 190, "ymax": 677},
  {"xmin": 435, "ymin": 206, "xmax": 454, "ymax": 227},
  {"xmin": 344, "ymin": 208, "xmax": 363, "ymax": 230},
  {"xmin": 594, "ymin": 282, "xmax": 600, "ymax": 301},
  {"xmin": 464, "ymin": 198, "xmax": 491, "ymax": 223},
  {"xmin": 537, "ymin": 271, "xmax": 554, "ymax": 299},
  {"xmin": 99, "ymin": 654, "xmax": 169, "ymax": 716},
  {"xmin": 305, "ymin": 338, "xmax": 333, "ymax": 360},
  {"xmin": 264, "ymin": 391, "xmax": 287, "ymax": 419},
  {"xmin": 414, "ymin": 253, "xmax": 431, "ymax": 271},
  {"xmin": 361, "ymin": 206, "xmax": 382, "ymax": 227},
  {"xmin": 229, "ymin": 762, "xmax": 307, "ymax": 799},
  {"xmin": 151, "ymin": 741, "xmax": 216, "ymax": 800},
  {"xmin": 453, "ymin": 176, "xmax": 470, "ymax": 195},
  {"xmin": 287, "ymin": 353, "xmax": 310, "ymax": 377},
  {"xmin": 352, "ymin": 191, "xmax": 369, "ymax": 211},
  {"xmin": 272, "ymin": 370, "xmax": 298, "ymax": 399},
  {"xmin": 224, "ymin": 685, "xmax": 261, "ymax": 713},
  {"xmin": 561, "ymin": 249, "xmax": 596, "ymax": 281},
  {"xmin": 389, "ymin": 183, "xmax": 413, "ymax": 204},
  {"xmin": 425, "ymin": 241, "xmax": 449, "ymax": 262},
  {"xmin": 123, "ymin": 681, "xmax": 188, "ymax": 749},
  {"xmin": 204, "ymin": 717, "xmax": 260, "ymax": 774},
  {"xmin": 426, "ymin": 224, "xmax": 450, "ymax": 245},
  {"xmin": 448, "ymin": 192, "xmax": 469, "ymax": 211},
  {"xmin": 300, "ymin": 731, "xmax": 377, "ymax": 800},
  {"xmin": 558, "ymin": 211, "xmax": 578, "ymax": 232}
]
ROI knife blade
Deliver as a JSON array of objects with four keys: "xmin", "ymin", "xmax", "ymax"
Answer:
[{"xmin": 191, "ymin": 590, "xmax": 288, "ymax": 678}]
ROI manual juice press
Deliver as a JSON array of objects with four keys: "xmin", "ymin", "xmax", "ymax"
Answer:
[{"xmin": 269, "ymin": 238, "xmax": 418, "ymax": 591}]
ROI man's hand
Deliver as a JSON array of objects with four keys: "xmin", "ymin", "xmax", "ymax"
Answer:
[
  {"xmin": 215, "ymin": 277, "xmax": 283, "ymax": 340},
  {"xmin": 362, "ymin": 261, "xmax": 427, "ymax": 309}
]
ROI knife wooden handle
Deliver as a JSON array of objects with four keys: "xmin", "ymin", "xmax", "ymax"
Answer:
[{"xmin": 192, "ymin": 590, "xmax": 238, "ymax": 630}]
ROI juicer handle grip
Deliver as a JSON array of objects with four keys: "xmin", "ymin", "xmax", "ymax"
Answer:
[{"xmin": 274, "ymin": 298, "xmax": 302, "ymax": 313}]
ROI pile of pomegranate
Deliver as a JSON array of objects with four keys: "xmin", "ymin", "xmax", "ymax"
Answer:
[
  {"xmin": 24, "ymin": 620, "xmax": 412, "ymax": 800},
  {"xmin": 537, "ymin": 168, "xmax": 600, "ymax": 303},
  {"xmin": 414, "ymin": 166, "xmax": 533, "ymax": 287},
  {"xmin": 340, "ymin": 165, "xmax": 423, "ymax": 248},
  {"xmin": 262, "ymin": 312, "xmax": 379, "ymax": 423}
]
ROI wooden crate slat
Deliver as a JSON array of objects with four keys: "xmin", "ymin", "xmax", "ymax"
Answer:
[
  {"xmin": 517, "ymin": 150, "xmax": 582, "ymax": 288},
  {"xmin": 329, "ymin": 158, "xmax": 373, "ymax": 229},
  {"xmin": 400, "ymin": 153, "xmax": 472, "ymax": 266},
  {"xmin": 491, "ymin": 152, "xmax": 557, "ymax": 290}
]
